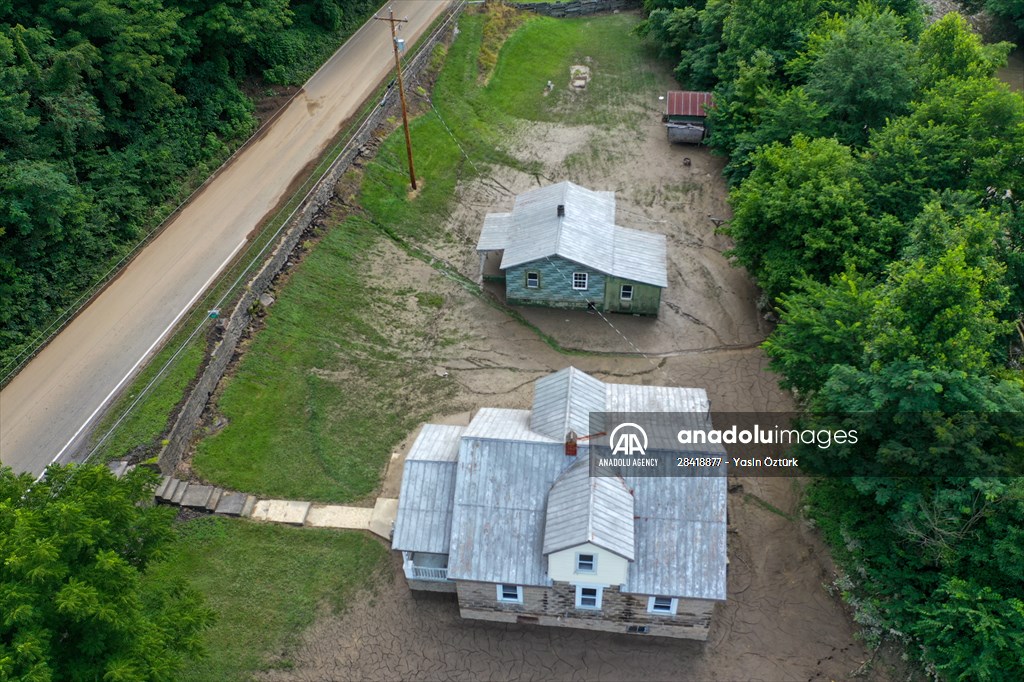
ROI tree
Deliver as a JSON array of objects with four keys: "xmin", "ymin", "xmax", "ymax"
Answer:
[
  {"xmin": 0, "ymin": 464, "xmax": 214, "ymax": 681},
  {"xmin": 914, "ymin": 13, "xmax": 1011, "ymax": 91},
  {"xmin": 802, "ymin": 7, "xmax": 915, "ymax": 145},
  {"xmin": 763, "ymin": 268, "xmax": 878, "ymax": 396},
  {"xmin": 725, "ymin": 134, "xmax": 897, "ymax": 302}
]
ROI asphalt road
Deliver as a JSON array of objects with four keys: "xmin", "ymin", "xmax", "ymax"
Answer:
[{"xmin": 0, "ymin": 0, "xmax": 451, "ymax": 476}]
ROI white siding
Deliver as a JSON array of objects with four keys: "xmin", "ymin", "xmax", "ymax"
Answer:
[{"xmin": 548, "ymin": 542, "xmax": 629, "ymax": 585}]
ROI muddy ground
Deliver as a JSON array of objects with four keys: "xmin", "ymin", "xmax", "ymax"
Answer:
[{"xmin": 255, "ymin": 66, "xmax": 889, "ymax": 680}]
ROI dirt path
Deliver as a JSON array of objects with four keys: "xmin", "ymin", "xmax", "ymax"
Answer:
[
  {"xmin": 254, "ymin": 67, "xmax": 883, "ymax": 680},
  {"xmin": 0, "ymin": 1, "xmax": 451, "ymax": 476}
]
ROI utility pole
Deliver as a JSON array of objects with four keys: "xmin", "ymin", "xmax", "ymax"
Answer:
[{"xmin": 375, "ymin": 7, "xmax": 417, "ymax": 190}]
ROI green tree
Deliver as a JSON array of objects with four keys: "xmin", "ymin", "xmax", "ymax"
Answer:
[
  {"xmin": 725, "ymin": 134, "xmax": 896, "ymax": 302},
  {"xmin": 802, "ymin": 6, "xmax": 915, "ymax": 145},
  {"xmin": 914, "ymin": 12, "xmax": 1011, "ymax": 90},
  {"xmin": 0, "ymin": 464, "xmax": 214, "ymax": 681}
]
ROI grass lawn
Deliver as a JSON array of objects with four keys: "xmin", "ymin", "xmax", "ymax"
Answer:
[
  {"xmin": 144, "ymin": 517, "xmax": 387, "ymax": 682},
  {"xmin": 192, "ymin": 9, "xmax": 663, "ymax": 502}
]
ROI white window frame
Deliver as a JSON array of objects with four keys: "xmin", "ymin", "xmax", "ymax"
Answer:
[
  {"xmin": 496, "ymin": 584, "xmax": 523, "ymax": 604},
  {"xmin": 575, "ymin": 585, "xmax": 603, "ymax": 610},
  {"xmin": 620, "ymin": 284, "xmax": 633, "ymax": 301},
  {"xmin": 572, "ymin": 272, "xmax": 589, "ymax": 290},
  {"xmin": 525, "ymin": 271, "xmax": 540, "ymax": 289},
  {"xmin": 647, "ymin": 596, "xmax": 678, "ymax": 615},
  {"xmin": 575, "ymin": 552, "xmax": 596, "ymax": 573}
]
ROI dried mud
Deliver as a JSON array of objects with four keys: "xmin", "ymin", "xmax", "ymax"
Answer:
[{"xmin": 257, "ymin": 87, "xmax": 885, "ymax": 681}]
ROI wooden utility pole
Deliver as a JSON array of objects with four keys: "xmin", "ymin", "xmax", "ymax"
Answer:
[{"xmin": 375, "ymin": 7, "xmax": 417, "ymax": 190}]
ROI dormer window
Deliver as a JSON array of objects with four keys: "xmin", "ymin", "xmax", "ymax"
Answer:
[{"xmin": 576, "ymin": 553, "xmax": 596, "ymax": 573}]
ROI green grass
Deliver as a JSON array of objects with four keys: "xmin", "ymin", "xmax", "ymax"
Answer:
[
  {"xmin": 143, "ymin": 517, "xmax": 387, "ymax": 682},
  {"xmin": 192, "ymin": 10, "xmax": 668, "ymax": 501}
]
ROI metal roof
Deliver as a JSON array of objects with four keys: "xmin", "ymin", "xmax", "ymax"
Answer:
[
  {"xmin": 474, "ymin": 182, "xmax": 668, "ymax": 288},
  {"xmin": 464, "ymin": 407, "xmax": 557, "ymax": 443},
  {"xmin": 397, "ymin": 367, "xmax": 727, "ymax": 600},
  {"xmin": 624, "ymin": 474, "xmax": 727, "ymax": 601},
  {"xmin": 391, "ymin": 425, "xmax": 464, "ymax": 553},
  {"xmin": 446, "ymin": 438, "xmax": 574, "ymax": 586},
  {"xmin": 543, "ymin": 458, "xmax": 635, "ymax": 559},
  {"xmin": 666, "ymin": 91, "xmax": 713, "ymax": 118},
  {"xmin": 530, "ymin": 367, "xmax": 607, "ymax": 441}
]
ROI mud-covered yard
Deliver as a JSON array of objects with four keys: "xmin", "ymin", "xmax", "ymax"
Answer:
[{"xmin": 252, "ymin": 69, "xmax": 887, "ymax": 679}]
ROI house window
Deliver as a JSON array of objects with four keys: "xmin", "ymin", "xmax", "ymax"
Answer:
[
  {"xmin": 497, "ymin": 584, "xmax": 523, "ymax": 603},
  {"xmin": 525, "ymin": 271, "xmax": 540, "ymax": 289},
  {"xmin": 575, "ymin": 553, "xmax": 596, "ymax": 573},
  {"xmin": 620, "ymin": 285, "xmax": 633, "ymax": 301},
  {"xmin": 575, "ymin": 585, "xmax": 603, "ymax": 610},
  {"xmin": 647, "ymin": 596, "xmax": 678, "ymax": 615},
  {"xmin": 572, "ymin": 272, "xmax": 588, "ymax": 290}
]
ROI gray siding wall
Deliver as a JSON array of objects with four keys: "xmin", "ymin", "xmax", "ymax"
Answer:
[{"xmin": 506, "ymin": 258, "xmax": 606, "ymax": 310}]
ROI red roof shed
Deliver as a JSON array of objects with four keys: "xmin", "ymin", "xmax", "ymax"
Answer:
[{"xmin": 665, "ymin": 91, "xmax": 713, "ymax": 119}]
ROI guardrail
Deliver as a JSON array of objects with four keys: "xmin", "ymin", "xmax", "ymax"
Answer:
[{"xmin": 510, "ymin": 0, "xmax": 640, "ymax": 17}]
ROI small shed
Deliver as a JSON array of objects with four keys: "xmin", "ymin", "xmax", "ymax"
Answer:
[
  {"xmin": 475, "ymin": 182, "xmax": 668, "ymax": 316},
  {"xmin": 663, "ymin": 91, "xmax": 713, "ymax": 144}
]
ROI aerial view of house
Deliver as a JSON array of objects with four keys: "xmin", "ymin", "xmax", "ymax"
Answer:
[
  {"xmin": 476, "ymin": 181, "xmax": 668, "ymax": 315},
  {"xmin": 392, "ymin": 366, "xmax": 727, "ymax": 640}
]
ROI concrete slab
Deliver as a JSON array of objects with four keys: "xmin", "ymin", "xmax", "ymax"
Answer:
[
  {"xmin": 369, "ymin": 497, "xmax": 399, "ymax": 540},
  {"xmin": 214, "ymin": 491, "xmax": 247, "ymax": 516},
  {"xmin": 107, "ymin": 460, "xmax": 129, "ymax": 478},
  {"xmin": 170, "ymin": 482, "xmax": 188, "ymax": 505},
  {"xmin": 205, "ymin": 489, "xmax": 223, "ymax": 512},
  {"xmin": 158, "ymin": 479, "xmax": 179, "ymax": 502},
  {"xmin": 180, "ymin": 484, "xmax": 214, "ymax": 509},
  {"xmin": 241, "ymin": 495, "xmax": 257, "ymax": 518},
  {"xmin": 251, "ymin": 499, "xmax": 311, "ymax": 525},
  {"xmin": 154, "ymin": 476, "xmax": 173, "ymax": 500},
  {"xmin": 305, "ymin": 505, "xmax": 372, "ymax": 529}
]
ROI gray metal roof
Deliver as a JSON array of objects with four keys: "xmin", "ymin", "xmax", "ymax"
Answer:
[
  {"xmin": 464, "ymin": 408, "xmax": 557, "ymax": 443},
  {"xmin": 474, "ymin": 182, "xmax": 668, "ymax": 288},
  {"xmin": 542, "ymin": 458, "xmax": 635, "ymax": 560},
  {"xmin": 396, "ymin": 367, "xmax": 727, "ymax": 600},
  {"xmin": 530, "ymin": 366, "xmax": 606, "ymax": 441},
  {"xmin": 624, "ymin": 474, "xmax": 727, "ymax": 601},
  {"xmin": 477, "ymin": 213, "xmax": 511, "ymax": 252},
  {"xmin": 391, "ymin": 425, "xmax": 463, "ymax": 554},
  {"xmin": 446, "ymin": 438, "xmax": 574, "ymax": 586}
]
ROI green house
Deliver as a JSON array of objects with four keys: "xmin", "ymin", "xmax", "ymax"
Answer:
[{"xmin": 476, "ymin": 182, "xmax": 667, "ymax": 316}]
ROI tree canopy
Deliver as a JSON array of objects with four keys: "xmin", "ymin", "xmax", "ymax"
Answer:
[{"xmin": 0, "ymin": 464, "xmax": 214, "ymax": 681}]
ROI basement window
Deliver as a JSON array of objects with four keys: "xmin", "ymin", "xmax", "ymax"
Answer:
[
  {"xmin": 526, "ymin": 272, "xmax": 540, "ymax": 289},
  {"xmin": 497, "ymin": 584, "xmax": 523, "ymax": 603},
  {"xmin": 572, "ymin": 272, "xmax": 589, "ymax": 290},
  {"xmin": 647, "ymin": 596, "xmax": 678, "ymax": 615},
  {"xmin": 620, "ymin": 285, "xmax": 633, "ymax": 301},
  {"xmin": 575, "ymin": 585, "xmax": 603, "ymax": 610}
]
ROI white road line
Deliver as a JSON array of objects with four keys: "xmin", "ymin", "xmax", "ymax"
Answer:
[{"xmin": 41, "ymin": 237, "xmax": 249, "ymax": 477}]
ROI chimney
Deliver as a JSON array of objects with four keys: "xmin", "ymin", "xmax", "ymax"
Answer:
[
  {"xmin": 557, "ymin": 204, "xmax": 565, "ymax": 218},
  {"xmin": 564, "ymin": 430, "xmax": 578, "ymax": 456}
]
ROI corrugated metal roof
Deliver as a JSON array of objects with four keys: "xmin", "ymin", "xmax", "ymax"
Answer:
[
  {"xmin": 530, "ymin": 366, "xmax": 607, "ymax": 441},
  {"xmin": 666, "ymin": 91, "xmax": 713, "ymax": 118},
  {"xmin": 475, "ymin": 182, "xmax": 667, "ymax": 288},
  {"xmin": 542, "ymin": 458, "xmax": 635, "ymax": 559},
  {"xmin": 477, "ymin": 213, "xmax": 511, "ymax": 252},
  {"xmin": 464, "ymin": 408, "xmax": 557, "ymax": 443},
  {"xmin": 396, "ymin": 368, "xmax": 727, "ymax": 600},
  {"xmin": 391, "ymin": 425, "xmax": 464, "ymax": 553},
  {"xmin": 446, "ymin": 438, "xmax": 573, "ymax": 586},
  {"xmin": 624, "ymin": 474, "xmax": 727, "ymax": 600}
]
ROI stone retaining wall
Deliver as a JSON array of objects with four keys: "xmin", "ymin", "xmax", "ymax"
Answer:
[
  {"xmin": 158, "ymin": 2, "xmax": 466, "ymax": 474},
  {"xmin": 455, "ymin": 580, "xmax": 716, "ymax": 640},
  {"xmin": 510, "ymin": 0, "xmax": 640, "ymax": 17}
]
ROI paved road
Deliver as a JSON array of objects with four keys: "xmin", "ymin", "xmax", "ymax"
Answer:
[{"xmin": 0, "ymin": 1, "xmax": 450, "ymax": 476}]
